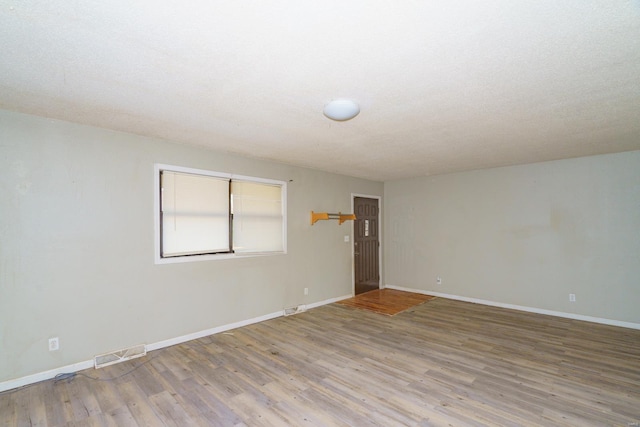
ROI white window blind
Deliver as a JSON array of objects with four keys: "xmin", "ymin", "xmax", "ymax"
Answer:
[
  {"xmin": 231, "ymin": 181, "xmax": 284, "ymax": 253},
  {"xmin": 161, "ymin": 171, "xmax": 230, "ymax": 257}
]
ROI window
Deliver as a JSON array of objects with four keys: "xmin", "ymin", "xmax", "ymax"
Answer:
[{"xmin": 154, "ymin": 164, "xmax": 286, "ymax": 263}]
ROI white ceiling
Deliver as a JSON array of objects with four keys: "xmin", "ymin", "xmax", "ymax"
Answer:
[{"xmin": 1, "ymin": 1, "xmax": 639, "ymax": 181}]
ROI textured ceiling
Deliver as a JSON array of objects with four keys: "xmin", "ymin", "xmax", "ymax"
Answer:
[{"xmin": 1, "ymin": 1, "xmax": 639, "ymax": 181}]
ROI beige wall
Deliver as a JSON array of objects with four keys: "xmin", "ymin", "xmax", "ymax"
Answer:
[
  {"xmin": 384, "ymin": 151, "xmax": 640, "ymax": 325},
  {"xmin": 0, "ymin": 110, "xmax": 383, "ymax": 383}
]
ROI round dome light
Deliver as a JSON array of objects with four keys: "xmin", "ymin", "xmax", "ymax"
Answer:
[{"xmin": 323, "ymin": 99, "xmax": 360, "ymax": 121}]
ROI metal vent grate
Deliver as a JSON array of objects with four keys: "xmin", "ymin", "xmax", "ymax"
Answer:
[
  {"xmin": 283, "ymin": 305, "xmax": 306, "ymax": 316},
  {"xmin": 94, "ymin": 344, "xmax": 147, "ymax": 369}
]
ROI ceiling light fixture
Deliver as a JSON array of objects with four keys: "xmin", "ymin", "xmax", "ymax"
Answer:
[{"xmin": 323, "ymin": 99, "xmax": 360, "ymax": 121}]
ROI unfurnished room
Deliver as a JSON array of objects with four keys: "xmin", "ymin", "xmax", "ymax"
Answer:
[{"xmin": 1, "ymin": 1, "xmax": 639, "ymax": 426}]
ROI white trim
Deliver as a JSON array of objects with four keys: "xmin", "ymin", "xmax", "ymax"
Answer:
[
  {"xmin": 0, "ymin": 360, "xmax": 94, "ymax": 393},
  {"xmin": 0, "ymin": 294, "xmax": 347, "ymax": 393},
  {"xmin": 146, "ymin": 310, "xmax": 283, "ymax": 351},
  {"xmin": 307, "ymin": 294, "xmax": 352, "ymax": 309},
  {"xmin": 351, "ymin": 194, "xmax": 383, "ymax": 296},
  {"xmin": 385, "ymin": 285, "xmax": 640, "ymax": 330},
  {"xmin": 154, "ymin": 163, "xmax": 285, "ymax": 186},
  {"xmin": 155, "ymin": 250, "xmax": 287, "ymax": 264},
  {"xmin": 153, "ymin": 163, "xmax": 287, "ymax": 264}
]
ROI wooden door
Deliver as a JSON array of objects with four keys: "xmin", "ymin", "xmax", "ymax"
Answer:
[{"xmin": 354, "ymin": 197, "xmax": 380, "ymax": 295}]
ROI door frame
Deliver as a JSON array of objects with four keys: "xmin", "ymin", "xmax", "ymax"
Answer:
[{"xmin": 351, "ymin": 193, "xmax": 383, "ymax": 296}]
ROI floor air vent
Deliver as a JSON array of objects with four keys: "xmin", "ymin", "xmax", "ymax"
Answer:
[
  {"xmin": 94, "ymin": 344, "xmax": 147, "ymax": 369},
  {"xmin": 284, "ymin": 305, "xmax": 306, "ymax": 316}
]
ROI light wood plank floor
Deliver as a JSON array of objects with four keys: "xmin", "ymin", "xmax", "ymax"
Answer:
[{"xmin": 2, "ymin": 298, "xmax": 640, "ymax": 426}]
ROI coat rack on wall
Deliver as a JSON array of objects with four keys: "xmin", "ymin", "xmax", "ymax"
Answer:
[{"xmin": 310, "ymin": 211, "xmax": 357, "ymax": 226}]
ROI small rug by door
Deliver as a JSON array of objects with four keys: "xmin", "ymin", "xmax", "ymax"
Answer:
[{"xmin": 335, "ymin": 289, "xmax": 436, "ymax": 316}]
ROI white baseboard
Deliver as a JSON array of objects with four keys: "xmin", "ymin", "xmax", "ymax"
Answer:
[
  {"xmin": 145, "ymin": 310, "xmax": 283, "ymax": 352},
  {"xmin": 0, "ymin": 294, "xmax": 348, "ymax": 393},
  {"xmin": 307, "ymin": 294, "xmax": 352, "ymax": 309},
  {"xmin": 385, "ymin": 285, "xmax": 640, "ymax": 330},
  {"xmin": 0, "ymin": 360, "xmax": 95, "ymax": 394}
]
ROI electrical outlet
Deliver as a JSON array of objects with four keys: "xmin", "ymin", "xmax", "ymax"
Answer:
[
  {"xmin": 569, "ymin": 293, "xmax": 576, "ymax": 302},
  {"xmin": 49, "ymin": 337, "xmax": 59, "ymax": 352},
  {"xmin": 304, "ymin": 287, "xmax": 309, "ymax": 295},
  {"xmin": 436, "ymin": 276, "xmax": 442, "ymax": 285},
  {"xmin": 344, "ymin": 235, "xmax": 350, "ymax": 243}
]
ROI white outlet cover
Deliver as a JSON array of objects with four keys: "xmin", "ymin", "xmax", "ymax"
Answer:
[
  {"xmin": 48, "ymin": 337, "xmax": 59, "ymax": 351},
  {"xmin": 344, "ymin": 235, "xmax": 350, "ymax": 242}
]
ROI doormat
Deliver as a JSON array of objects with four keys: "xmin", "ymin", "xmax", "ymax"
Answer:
[{"xmin": 335, "ymin": 289, "xmax": 436, "ymax": 316}]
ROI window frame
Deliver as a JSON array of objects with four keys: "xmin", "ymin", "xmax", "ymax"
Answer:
[{"xmin": 154, "ymin": 163, "xmax": 287, "ymax": 264}]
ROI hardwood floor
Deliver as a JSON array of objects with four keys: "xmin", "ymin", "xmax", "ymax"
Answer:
[
  {"xmin": 2, "ymin": 298, "xmax": 640, "ymax": 426},
  {"xmin": 336, "ymin": 289, "xmax": 435, "ymax": 315}
]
